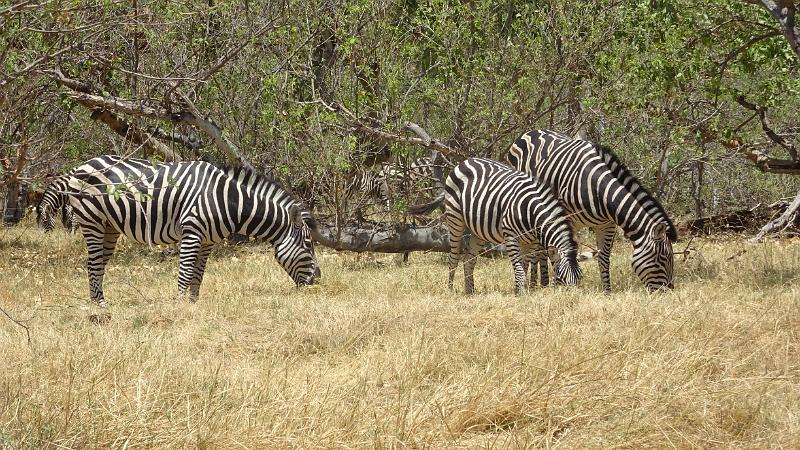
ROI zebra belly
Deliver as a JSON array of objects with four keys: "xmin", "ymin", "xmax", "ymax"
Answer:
[{"xmin": 565, "ymin": 207, "xmax": 614, "ymax": 233}]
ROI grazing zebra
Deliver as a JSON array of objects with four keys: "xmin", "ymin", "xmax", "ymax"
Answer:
[
  {"xmin": 60, "ymin": 204, "xmax": 79, "ymax": 233},
  {"xmin": 344, "ymin": 157, "xmax": 451, "ymax": 216},
  {"xmin": 522, "ymin": 244, "xmax": 550, "ymax": 287},
  {"xmin": 508, "ymin": 130, "xmax": 678, "ymax": 291},
  {"xmin": 409, "ymin": 157, "xmax": 581, "ymax": 295},
  {"xmin": 37, "ymin": 183, "xmax": 79, "ymax": 234},
  {"xmin": 345, "ymin": 169, "xmax": 391, "ymax": 212},
  {"xmin": 37, "ymin": 155, "xmax": 320, "ymax": 307},
  {"xmin": 404, "ymin": 156, "xmax": 447, "ymax": 192}
]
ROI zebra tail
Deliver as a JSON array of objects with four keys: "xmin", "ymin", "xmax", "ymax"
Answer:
[{"xmin": 408, "ymin": 192, "xmax": 445, "ymax": 216}]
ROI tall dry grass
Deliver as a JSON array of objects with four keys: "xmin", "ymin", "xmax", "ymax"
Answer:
[{"xmin": 0, "ymin": 221, "xmax": 798, "ymax": 448}]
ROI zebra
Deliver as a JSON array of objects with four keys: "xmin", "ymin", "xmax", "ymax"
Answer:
[
  {"xmin": 404, "ymin": 156, "xmax": 447, "ymax": 192},
  {"xmin": 346, "ymin": 169, "xmax": 391, "ymax": 212},
  {"xmin": 508, "ymin": 130, "xmax": 678, "ymax": 292},
  {"xmin": 37, "ymin": 155, "xmax": 320, "ymax": 307},
  {"xmin": 409, "ymin": 157, "xmax": 581, "ymax": 295},
  {"xmin": 344, "ymin": 157, "xmax": 451, "ymax": 216},
  {"xmin": 37, "ymin": 183, "xmax": 79, "ymax": 234}
]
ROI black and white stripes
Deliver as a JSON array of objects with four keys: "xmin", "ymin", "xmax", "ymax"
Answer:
[
  {"xmin": 410, "ymin": 157, "xmax": 581, "ymax": 294},
  {"xmin": 38, "ymin": 155, "xmax": 319, "ymax": 307},
  {"xmin": 37, "ymin": 176, "xmax": 78, "ymax": 234},
  {"xmin": 508, "ymin": 130, "xmax": 677, "ymax": 291}
]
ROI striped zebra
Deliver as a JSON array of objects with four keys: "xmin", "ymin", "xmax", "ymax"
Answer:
[
  {"xmin": 37, "ymin": 184, "xmax": 79, "ymax": 234},
  {"xmin": 346, "ymin": 169, "xmax": 391, "ymax": 212},
  {"xmin": 403, "ymin": 156, "xmax": 447, "ymax": 192},
  {"xmin": 409, "ymin": 157, "xmax": 581, "ymax": 294},
  {"xmin": 37, "ymin": 155, "xmax": 320, "ymax": 307},
  {"xmin": 508, "ymin": 130, "xmax": 677, "ymax": 291},
  {"xmin": 345, "ymin": 157, "xmax": 451, "ymax": 216}
]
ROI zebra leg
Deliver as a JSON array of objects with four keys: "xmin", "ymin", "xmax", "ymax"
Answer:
[
  {"xmin": 446, "ymin": 223, "xmax": 465, "ymax": 291},
  {"xmin": 189, "ymin": 243, "xmax": 214, "ymax": 300},
  {"xmin": 462, "ymin": 236, "xmax": 483, "ymax": 295},
  {"xmin": 177, "ymin": 234, "xmax": 203, "ymax": 301},
  {"xmin": 81, "ymin": 226, "xmax": 119, "ymax": 307},
  {"xmin": 595, "ymin": 225, "xmax": 617, "ymax": 291},
  {"xmin": 539, "ymin": 250, "xmax": 550, "ymax": 287},
  {"xmin": 520, "ymin": 244, "xmax": 534, "ymax": 289},
  {"xmin": 505, "ymin": 240, "xmax": 527, "ymax": 295}
]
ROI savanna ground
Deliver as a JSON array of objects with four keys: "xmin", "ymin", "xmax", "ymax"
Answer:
[{"xmin": 0, "ymin": 220, "xmax": 798, "ymax": 449}]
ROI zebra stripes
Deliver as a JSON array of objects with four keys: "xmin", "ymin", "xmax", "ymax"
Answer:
[
  {"xmin": 37, "ymin": 181, "xmax": 79, "ymax": 234},
  {"xmin": 346, "ymin": 157, "xmax": 449, "ymax": 214},
  {"xmin": 410, "ymin": 157, "xmax": 581, "ymax": 294},
  {"xmin": 508, "ymin": 130, "xmax": 677, "ymax": 291},
  {"xmin": 346, "ymin": 170, "xmax": 391, "ymax": 212},
  {"xmin": 38, "ymin": 155, "xmax": 319, "ymax": 307}
]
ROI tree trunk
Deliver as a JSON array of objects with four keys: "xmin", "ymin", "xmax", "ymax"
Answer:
[
  {"xmin": 2, "ymin": 179, "xmax": 22, "ymax": 225},
  {"xmin": 693, "ymin": 160, "xmax": 705, "ymax": 219}
]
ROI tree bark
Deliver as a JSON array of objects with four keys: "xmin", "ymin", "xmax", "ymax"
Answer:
[
  {"xmin": 312, "ymin": 221, "xmax": 450, "ymax": 253},
  {"xmin": 310, "ymin": 221, "xmax": 507, "ymax": 257},
  {"xmin": 2, "ymin": 179, "xmax": 22, "ymax": 225}
]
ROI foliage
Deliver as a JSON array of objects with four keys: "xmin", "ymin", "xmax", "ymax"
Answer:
[{"xmin": 2, "ymin": 0, "xmax": 800, "ymax": 219}]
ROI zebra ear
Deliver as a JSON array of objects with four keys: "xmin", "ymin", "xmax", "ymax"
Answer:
[{"xmin": 652, "ymin": 222, "xmax": 667, "ymax": 240}]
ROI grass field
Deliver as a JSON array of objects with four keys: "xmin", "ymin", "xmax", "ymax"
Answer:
[{"xmin": 0, "ymin": 222, "xmax": 798, "ymax": 448}]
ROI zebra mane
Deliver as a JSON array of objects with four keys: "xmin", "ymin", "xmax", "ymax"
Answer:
[{"xmin": 593, "ymin": 144, "xmax": 678, "ymax": 242}]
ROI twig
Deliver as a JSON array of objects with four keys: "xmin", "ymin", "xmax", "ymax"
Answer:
[
  {"xmin": 0, "ymin": 305, "xmax": 31, "ymax": 343},
  {"xmin": 736, "ymin": 95, "xmax": 798, "ymax": 161}
]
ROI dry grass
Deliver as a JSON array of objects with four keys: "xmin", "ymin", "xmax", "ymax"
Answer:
[{"xmin": 0, "ymin": 221, "xmax": 799, "ymax": 448}]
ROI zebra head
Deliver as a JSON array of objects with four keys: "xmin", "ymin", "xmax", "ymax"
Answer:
[
  {"xmin": 632, "ymin": 222, "xmax": 675, "ymax": 291},
  {"xmin": 274, "ymin": 204, "xmax": 320, "ymax": 286},
  {"xmin": 36, "ymin": 195, "xmax": 60, "ymax": 233},
  {"xmin": 548, "ymin": 248, "xmax": 583, "ymax": 286}
]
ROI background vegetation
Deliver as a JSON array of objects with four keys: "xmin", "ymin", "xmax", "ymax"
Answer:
[
  {"xmin": 3, "ymin": 0, "xmax": 800, "ymax": 224},
  {"xmin": 3, "ymin": 2, "xmax": 800, "ymax": 446}
]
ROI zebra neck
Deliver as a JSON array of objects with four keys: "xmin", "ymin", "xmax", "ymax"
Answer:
[
  {"xmin": 610, "ymin": 196, "xmax": 656, "ymax": 242},
  {"xmin": 232, "ymin": 183, "xmax": 289, "ymax": 244}
]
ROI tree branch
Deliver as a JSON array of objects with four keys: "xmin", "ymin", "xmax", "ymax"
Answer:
[
  {"xmin": 46, "ymin": 69, "xmax": 254, "ymax": 169},
  {"xmin": 312, "ymin": 221, "xmax": 451, "ymax": 253},
  {"xmin": 168, "ymin": 86, "xmax": 256, "ymax": 171},
  {"xmin": 753, "ymin": 187, "xmax": 800, "ymax": 241},
  {"xmin": 723, "ymin": 138, "xmax": 800, "ymax": 174},
  {"xmin": 735, "ymin": 95, "xmax": 798, "ymax": 161},
  {"xmin": 749, "ymin": 0, "xmax": 800, "ymax": 59},
  {"xmin": 320, "ymin": 100, "xmax": 467, "ymax": 159}
]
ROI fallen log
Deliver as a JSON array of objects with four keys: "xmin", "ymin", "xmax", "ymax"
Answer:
[
  {"xmin": 310, "ymin": 220, "xmax": 506, "ymax": 257},
  {"xmin": 678, "ymin": 200, "xmax": 800, "ymax": 236}
]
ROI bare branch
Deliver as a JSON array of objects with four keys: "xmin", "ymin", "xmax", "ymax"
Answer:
[
  {"xmin": 754, "ymin": 187, "xmax": 800, "ymax": 241},
  {"xmin": 47, "ymin": 69, "xmax": 254, "ymax": 167},
  {"xmin": 735, "ymin": 95, "xmax": 798, "ymax": 161},
  {"xmin": 320, "ymin": 100, "xmax": 466, "ymax": 159},
  {"xmin": 168, "ymin": 87, "xmax": 256, "ymax": 170},
  {"xmin": 402, "ymin": 122, "xmax": 432, "ymax": 146}
]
